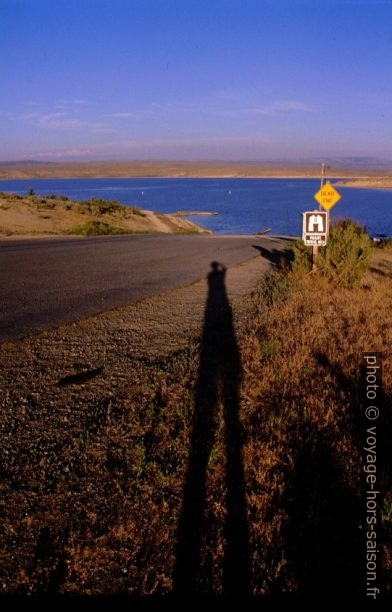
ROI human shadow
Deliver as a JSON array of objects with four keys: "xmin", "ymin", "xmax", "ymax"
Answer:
[{"xmin": 174, "ymin": 261, "xmax": 251, "ymax": 597}]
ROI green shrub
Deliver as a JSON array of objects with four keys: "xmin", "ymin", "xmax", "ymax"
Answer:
[
  {"xmin": 74, "ymin": 197, "xmax": 144, "ymax": 217},
  {"xmin": 317, "ymin": 219, "xmax": 374, "ymax": 287},
  {"xmin": 260, "ymin": 269, "xmax": 291, "ymax": 305},
  {"xmin": 290, "ymin": 218, "xmax": 374, "ymax": 288},
  {"xmin": 128, "ymin": 206, "xmax": 145, "ymax": 217},
  {"xmin": 70, "ymin": 220, "xmax": 129, "ymax": 236},
  {"xmin": 89, "ymin": 197, "xmax": 124, "ymax": 215},
  {"xmin": 290, "ymin": 239, "xmax": 312, "ymax": 274},
  {"xmin": 0, "ymin": 192, "xmax": 23, "ymax": 201}
]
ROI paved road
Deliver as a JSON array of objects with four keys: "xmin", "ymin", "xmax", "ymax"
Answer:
[{"xmin": 0, "ymin": 234, "xmax": 285, "ymax": 341}]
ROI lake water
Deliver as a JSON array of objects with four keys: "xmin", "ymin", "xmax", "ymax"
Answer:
[{"xmin": 0, "ymin": 177, "xmax": 391, "ymax": 236}]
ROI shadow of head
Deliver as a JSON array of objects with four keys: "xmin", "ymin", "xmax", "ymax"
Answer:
[
  {"xmin": 204, "ymin": 261, "xmax": 232, "ymax": 328},
  {"xmin": 208, "ymin": 261, "xmax": 227, "ymax": 287},
  {"xmin": 210, "ymin": 260, "xmax": 226, "ymax": 273}
]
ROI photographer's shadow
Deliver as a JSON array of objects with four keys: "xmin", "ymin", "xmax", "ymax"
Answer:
[{"xmin": 174, "ymin": 261, "xmax": 251, "ymax": 597}]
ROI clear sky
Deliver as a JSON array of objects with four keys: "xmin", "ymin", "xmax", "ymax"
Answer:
[{"xmin": 1, "ymin": 0, "xmax": 392, "ymax": 162}]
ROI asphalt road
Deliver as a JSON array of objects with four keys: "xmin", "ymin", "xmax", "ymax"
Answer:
[{"xmin": 0, "ymin": 234, "xmax": 284, "ymax": 341}]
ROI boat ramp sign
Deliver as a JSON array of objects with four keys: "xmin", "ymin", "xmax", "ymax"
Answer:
[{"xmin": 302, "ymin": 210, "xmax": 328, "ymax": 246}]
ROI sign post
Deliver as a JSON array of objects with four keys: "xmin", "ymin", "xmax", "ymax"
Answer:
[
  {"xmin": 302, "ymin": 164, "xmax": 342, "ymax": 270},
  {"xmin": 311, "ymin": 164, "xmax": 324, "ymax": 268}
]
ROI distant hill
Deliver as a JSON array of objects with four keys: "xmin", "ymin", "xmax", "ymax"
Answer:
[
  {"xmin": 0, "ymin": 160, "xmax": 57, "ymax": 166},
  {"xmin": 265, "ymin": 156, "xmax": 392, "ymax": 170},
  {"xmin": 0, "ymin": 159, "xmax": 391, "ymax": 179},
  {"xmin": 312, "ymin": 156, "xmax": 392, "ymax": 169}
]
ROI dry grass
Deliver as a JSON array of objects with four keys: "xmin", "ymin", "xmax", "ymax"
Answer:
[
  {"xmin": 240, "ymin": 259, "xmax": 392, "ymax": 596},
  {"xmin": 0, "ymin": 252, "xmax": 391, "ymax": 598}
]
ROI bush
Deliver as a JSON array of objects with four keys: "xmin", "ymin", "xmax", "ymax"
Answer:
[
  {"xmin": 89, "ymin": 198, "xmax": 124, "ymax": 215},
  {"xmin": 70, "ymin": 221, "xmax": 129, "ymax": 236},
  {"xmin": 128, "ymin": 206, "xmax": 145, "ymax": 217},
  {"xmin": 73, "ymin": 198, "xmax": 144, "ymax": 217},
  {"xmin": 290, "ymin": 219, "xmax": 374, "ymax": 288},
  {"xmin": 317, "ymin": 219, "xmax": 373, "ymax": 287},
  {"xmin": 259, "ymin": 269, "xmax": 292, "ymax": 305},
  {"xmin": 0, "ymin": 192, "xmax": 23, "ymax": 201},
  {"xmin": 290, "ymin": 240, "xmax": 312, "ymax": 274}
]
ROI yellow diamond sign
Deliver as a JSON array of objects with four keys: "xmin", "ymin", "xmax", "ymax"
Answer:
[{"xmin": 314, "ymin": 182, "xmax": 341, "ymax": 211}]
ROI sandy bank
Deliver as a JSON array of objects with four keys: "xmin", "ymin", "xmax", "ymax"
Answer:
[
  {"xmin": 335, "ymin": 177, "xmax": 392, "ymax": 190},
  {"xmin": 0, "ymin": 193, "xmax": 209, "ymax": 237}
]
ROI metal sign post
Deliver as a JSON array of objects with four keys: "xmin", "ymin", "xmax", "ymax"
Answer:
[
  {"xmin": 311, "ymin": 163, "xmax": 326, "ymax": 269},
  {"xmin": 301, "ymin": 164, "xmax": 342, "ymax": 269},
  {"xmin": 302, "ymin": 164, "xmax": 342, "ymax": 271}
]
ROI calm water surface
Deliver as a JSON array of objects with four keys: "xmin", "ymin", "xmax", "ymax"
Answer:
[{"xmin": 0, "ymin": 178, "xmax": 391, "ymax": 236}]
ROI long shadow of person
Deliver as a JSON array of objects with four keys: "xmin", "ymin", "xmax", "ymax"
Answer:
[{"xmin": 174, "ymin": 261, "xmax": 251, "ymax": 597}]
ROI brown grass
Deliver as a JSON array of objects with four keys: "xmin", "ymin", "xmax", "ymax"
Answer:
[{"xmin": 0, "ymin": 251, "xmax": 391, "ymax": 598}]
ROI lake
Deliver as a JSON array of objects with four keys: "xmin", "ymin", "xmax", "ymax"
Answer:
[{"xmin": 0, "ymin": 177, "xmax": 391, "ymax": 236}]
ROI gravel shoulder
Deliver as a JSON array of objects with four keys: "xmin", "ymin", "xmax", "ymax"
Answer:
[
  {"xmin": 0, "ymin": 247, "xmax": 278, "ymax": 593},
  {"xmin": 0, "ymin": 251, "xmax": 277, "ymax": 411}
]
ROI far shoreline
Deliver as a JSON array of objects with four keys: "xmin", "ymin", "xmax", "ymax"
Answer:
[{"xmin": 1, "ymin": 160, "xmax": 392, "ymax": 184}]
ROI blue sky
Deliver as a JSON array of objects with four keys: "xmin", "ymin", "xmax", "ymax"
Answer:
[{"xmin": 1, "ymin": 0, "xmax": 392, "ymax": 162}]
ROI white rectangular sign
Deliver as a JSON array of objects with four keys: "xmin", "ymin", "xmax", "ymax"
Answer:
[{"xmin": 302, "ymin": 210, "xmax": 328, "ymax": 246}]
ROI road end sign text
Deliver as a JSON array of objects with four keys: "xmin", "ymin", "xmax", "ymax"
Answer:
[
  {"xmin": 314, "ymin": 182, "xmax": 341, "ymax": 211},
  {"xmin": 302, "ymin": 210, "xmax": 328, "ymax": 246}
]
